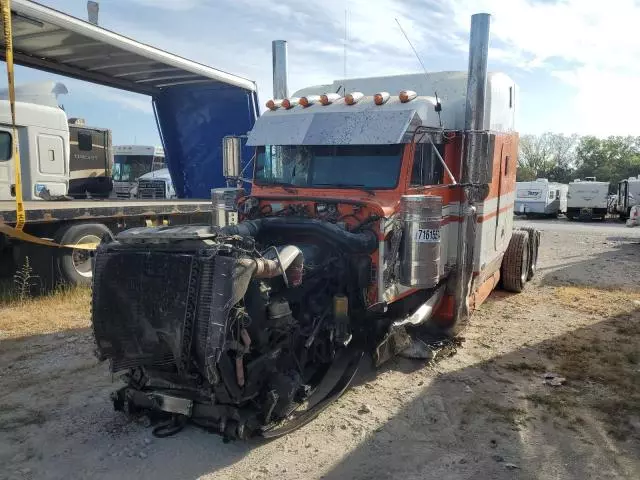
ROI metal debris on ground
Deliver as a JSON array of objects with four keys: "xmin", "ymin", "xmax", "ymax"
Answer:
[{"xmin": 542, "ymin": 372, "xmax": 566, "ymax": 386}]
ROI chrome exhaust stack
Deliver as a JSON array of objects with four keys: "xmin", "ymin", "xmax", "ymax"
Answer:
[
  {"xmin": 272, "ymin": 40, "xmax": 289, "ymax": 99},
  {"xmin": 454, "ymin": 13, "xmax": 491, "ymax": 325}
]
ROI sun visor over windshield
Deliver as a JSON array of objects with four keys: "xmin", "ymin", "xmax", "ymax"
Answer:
[{"xmin": 247, "ymin": 109, "xmax": 421, "ymax": 146}]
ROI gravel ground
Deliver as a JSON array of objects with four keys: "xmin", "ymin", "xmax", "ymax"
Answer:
[{"xmin": 1, "ymin": 218, "xmax": 639, "ymax": 480}]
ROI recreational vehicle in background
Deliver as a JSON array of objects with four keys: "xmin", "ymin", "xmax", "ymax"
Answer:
[
  {"xmin": 567, "ymin": 177, "xmax": 610, "ymax": 220},
  {"xmin": 515, "ymin": 179, "xmax": 567, "ymax": 217},
  {"xmin": 111, "ymin": 145, "xmax": 165, "ymax": 199},
  {"xmin": 68, "ymin": 118, "xmax": 112, "ymax": 198},
  {"xmin": 617, "ymin": 176, "xmax": 640, "ymax": 220}
]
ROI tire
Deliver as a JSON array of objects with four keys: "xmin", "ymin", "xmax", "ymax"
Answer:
[
  {"xmin": 54, "ymin": 223, "xmax": 113, "ymax": 286},
  {"xmin": 518, "ymin": 227, "xmax": 540, "ymax": 280},
  {"xmin": 501, "ymin": 231, "xmax": 529, "ymax": 293}
]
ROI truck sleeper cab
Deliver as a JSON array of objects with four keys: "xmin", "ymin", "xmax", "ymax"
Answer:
[{"xmin": 0, "ymin": 100, "xmax": 69, "ymax": 201}]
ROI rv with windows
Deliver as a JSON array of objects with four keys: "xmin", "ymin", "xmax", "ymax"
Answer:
[
  {"xmin": 68, "ymin": 118, "xmax": 112, "ymax": 198},
  {"xmin": 515, "ymin": 178, "xmax": 567, "ymax": 217},
  {"xmin": 617, "ymin": 176, "xmax": 640, "ymax": 220},
  {"xmin": 567, "ymin": 177, "xmax": 610, "ymax": 220},
  {"xmin": 111, "ymin": 145, "xmax": 165, "ymax": 199}
]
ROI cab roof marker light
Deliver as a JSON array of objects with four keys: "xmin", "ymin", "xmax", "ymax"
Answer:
[
  {"xmin": 282, "ymin": 97, "xmax": 300, "ymax": 109},
  {"xmin": 299, "ymin": 95, "xmax": 320, "ymax": 107},
  {"xmin": 374, "ymin": 92, "xmax": 390, "ymax": 105},
  {"xmin": 345, "ymin": 92, "xmax": 364, "ymax": 105},
  {"xmin": 266, "ymin": 99, "xmax": 283, "ymax": 110},
  {"xmin": 320, "ymin": 93, "xmax": 342, "ymax": 105},
  {"xmin": 399, "ymin": 90, "xmax": 417, "ymax": 103}
]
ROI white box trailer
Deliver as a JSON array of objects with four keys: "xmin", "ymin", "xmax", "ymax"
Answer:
[
  {"xmin": 514, "ymin": 179, "xmax": 567, "ymax": 217},
  {"xmin": 567, "ymin": 178, "xmax": 610, "ymax": 220},
  {"xmin": 617, "ymin": 176, "xmax": 640, "ymax": 219}
]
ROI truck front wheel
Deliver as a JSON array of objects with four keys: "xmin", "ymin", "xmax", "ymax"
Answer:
[
  {"xmin": 55, "ymin": 223, "xmax": 113, "ymax": 286},
  {"xmin": 501, "ymin": 231, "xmax": 529, "ymax": 293}
]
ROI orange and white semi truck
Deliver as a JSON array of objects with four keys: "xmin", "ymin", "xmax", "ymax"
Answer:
[{"xmin": 91, "ymin": 13, "xmax": 539, "ymax": 439}]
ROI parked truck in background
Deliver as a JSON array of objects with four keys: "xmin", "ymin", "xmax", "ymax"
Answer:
[
  {"xmin": 617, "ymin": 176, "xmax": 640, "ymax": 220},
  {"xmin": 132, "ymin": 167, "xmax": 177, "ymax": 200},
  {"xmin": 567, "ymin": 178, "xmax": 610, "ymax": 220},
  {"xmin": 0, "ymin": 98, "xmax": 70, "ymax": 200},
  {"xmin": 68, "ymin": 118, "xmax": 113, "ymax": 198},
  {"xmin": 91, "ymin": 15, "xmax": 541, "ymax": 440},
  {"xmin": 111, "ymin": 145, "xmax": 165, "ymax": 199},
  {"xmin": 515, "ymin": 178, "xmax": 567, "ymax": 217}
]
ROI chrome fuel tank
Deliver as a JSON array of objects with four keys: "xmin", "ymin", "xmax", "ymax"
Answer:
[{"xmin": 399, "ymin": 195, "xmax": 443, "ymax": 288}]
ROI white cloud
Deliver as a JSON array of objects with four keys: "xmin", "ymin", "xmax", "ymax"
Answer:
[
  {"xmin": 33, "ymin": 0, "xmax": 640, "ymax": 135},
  {"xmin": 65, "ymin": 79, "xmax": 153, "ymax": 114},
  {"xmin": 449, "ymin": 0, "xmax": 640, "ymax": 134},
  {"xmin": 128, "ymin": 0, "xmax": 203, "ymax": 11}
]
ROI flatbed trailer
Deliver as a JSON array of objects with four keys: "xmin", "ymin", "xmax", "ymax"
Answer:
[
  {"xmin": 0, "ymin": 199, "xmax": 212, "ymax": 289},
  {"xmin": 0, "ymin": 0, "xmax": 259, "ymax": 292}
]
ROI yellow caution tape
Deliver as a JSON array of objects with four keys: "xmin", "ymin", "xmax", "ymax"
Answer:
[
  {"xmin": 1, "ymin": 0, "xmax": 26, "ymax": 231},
  {"xmin": 0, "ymin": 224, "xmax": 99, "ymax": 250}
]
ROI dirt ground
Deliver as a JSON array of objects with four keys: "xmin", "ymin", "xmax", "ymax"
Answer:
[{"xmin": 1, "ymin": 218, "xmax": 639, "ymax": 480}]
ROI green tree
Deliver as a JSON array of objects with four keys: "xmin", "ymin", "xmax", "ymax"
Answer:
[
  {"xmin": 575, "ymin": 136, "xmax": 640, "ymax": 189},
  {"xmin": 518, "ymin": 132, "xmax": 578, "ymax": 182}
]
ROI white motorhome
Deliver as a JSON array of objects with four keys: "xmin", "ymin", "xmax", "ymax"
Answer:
[
  {"xmin": 111, "ymin": 145, "xmax": 165, "ymax": 199},
  {"xmin": 0, "ymin": 99, "xmax": 70, "ymax": 200},
  {"xmin": 567, "ymin": 177, "xmax": 610, "ymax": 220},
  {"xmin": 515, "ymin": 178, "xmax": 568, "ymax": 217},
  {"xmin": 617, "ymin": 175, "xmax": 640, "ymax": 219}
]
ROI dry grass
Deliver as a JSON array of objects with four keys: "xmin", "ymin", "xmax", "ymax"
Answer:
[
  {"xmin": 0, "ymin": 286, "xmax": 91, "ymax": 339},
  {"xmin": 502, "ymin": 361, "xmax": 546, "ymax": 373},
  {"xmin": 534, "ymin": 304, "xmax": 640, "ymax": 440},
  {"xmin": 482, "ymin": 401, "xmax": 528, "ymax": 426},
  {"xmin": 553, "ymin": 286, "xmax": 640, "ymax": 317}
]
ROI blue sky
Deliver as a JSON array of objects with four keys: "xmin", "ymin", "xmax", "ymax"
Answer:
[{"xmin": 4, "ymin": 0, "xmax": 640, "ymax": 145}]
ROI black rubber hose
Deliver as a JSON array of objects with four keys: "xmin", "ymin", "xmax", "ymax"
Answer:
[
  {"xmin": 152, "ymin": 414, "xmax": 188, "ymax": 438},
  {"xmin": 222, "ymin": 217, "xmax": 378, "ymax": 254}
]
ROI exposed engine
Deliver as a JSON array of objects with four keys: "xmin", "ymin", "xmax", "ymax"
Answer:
[{"xmin": 92, "ymin": 219, "xmax": 376, "ymax": 439}]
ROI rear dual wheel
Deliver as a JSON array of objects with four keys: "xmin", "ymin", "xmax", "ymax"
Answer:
[
  {"xmin": 519, "ymin": 227, "xmax": 540, "ymax": 280},
  {"xmin": 501, "ymin": 231, "xmax": 530, "ymax": 293}
]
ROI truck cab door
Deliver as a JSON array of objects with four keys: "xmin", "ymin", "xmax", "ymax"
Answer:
[{"xmin": 0, "ymin": 128, "xmax": 14, "ymax": 200}]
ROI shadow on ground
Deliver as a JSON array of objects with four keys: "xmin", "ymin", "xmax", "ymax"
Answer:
[
  {"xmin": 2, "ymin": 305, "xmax": 639, "ymax": 479},
  {"xmin": 322, "ymin": 309, "xmax": 640, "ymax": 480}
]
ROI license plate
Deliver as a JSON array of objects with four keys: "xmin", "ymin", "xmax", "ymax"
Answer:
[{"xmin": 415, "ymin": 228, "xmax": 441, "ymax": 243}]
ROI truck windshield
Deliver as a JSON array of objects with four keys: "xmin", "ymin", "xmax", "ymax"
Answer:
[
  {"xmin": 255, "ymin": 144, "xmax": 403, "ymax": 189},
  {"xmin": 112, "ymin": 155, "xmax": 165, "ymax": 182}
]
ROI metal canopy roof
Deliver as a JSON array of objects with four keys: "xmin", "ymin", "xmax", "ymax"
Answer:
[{"xmin": 0, "ymin": 0, "xmax": 256, "ymax": 95}]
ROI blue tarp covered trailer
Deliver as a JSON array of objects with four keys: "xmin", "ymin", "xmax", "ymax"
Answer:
[{"xmin": 0, "ymin": 0, "xmax": 259, "ymax": 199}]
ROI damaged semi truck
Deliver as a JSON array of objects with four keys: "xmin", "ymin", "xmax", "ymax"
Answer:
[{"xmin": 91, "ymin": 14, "xmax": 539, "ymax": 439}]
